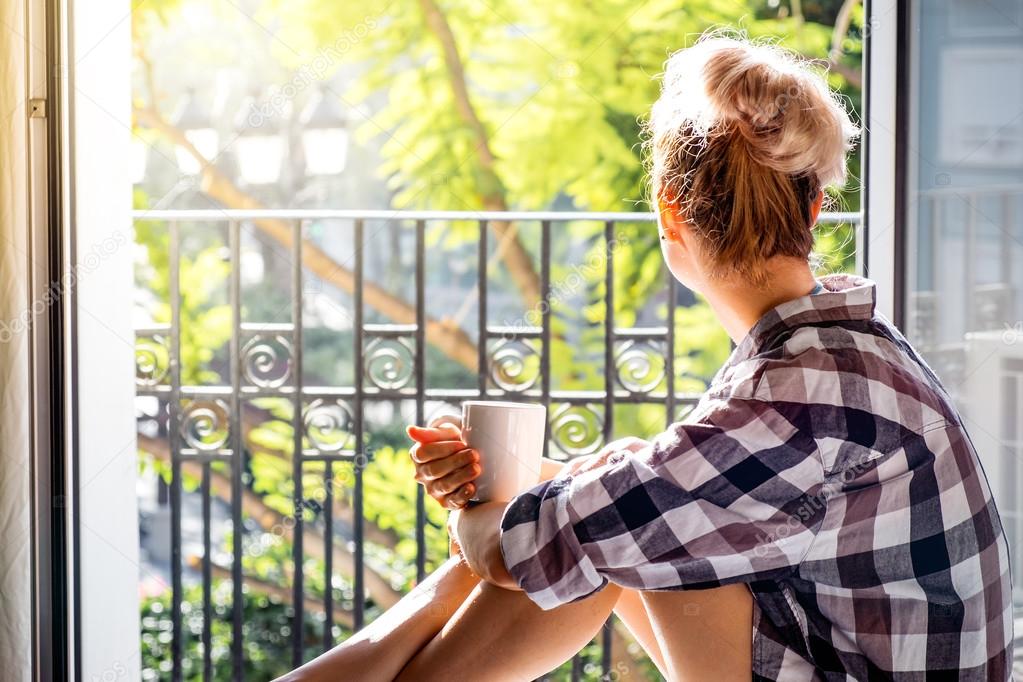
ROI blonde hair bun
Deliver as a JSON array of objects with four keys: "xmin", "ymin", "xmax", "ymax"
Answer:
[
  {"xmin": 651, "ymin": 32, "xmax": 860, "ymax": 189},
  {"xmin": 645, "ymin": 30, "xmax": 860, "ymax": 283}
]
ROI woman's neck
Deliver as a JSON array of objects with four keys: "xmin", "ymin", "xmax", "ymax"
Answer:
[{"xmin": 699, "ymin": 258, "xmax": 819, "ymax": 345}]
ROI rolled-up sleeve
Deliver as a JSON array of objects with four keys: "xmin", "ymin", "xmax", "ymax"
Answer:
[{"xmin": 498, "ymin": 396, "xmax": 826, "ymax": 610}]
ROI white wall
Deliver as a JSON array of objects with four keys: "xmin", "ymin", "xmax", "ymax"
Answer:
[{"xmin": 73, "ymin": 0, "xmax": 141, "ymax": 678}]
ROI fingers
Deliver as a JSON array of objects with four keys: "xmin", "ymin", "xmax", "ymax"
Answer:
[
  {"xmin": 406, "ymin": 422, "xmax": 462, "ymax": 444},
  {"xmin": 414, "ymin": 448, "xmax": 479, "ymax": 481},
  {"xmin": 440, "ymin": 482, "xmax": 476, "ymax": 510},
  {"xmin": 429, "ymin": 460, "xmax": 481, "ymax": 496},
  {"xmin": 410, "ymin": 440, "xmax": 471, "ymax": 465},
  {"xmin": 406, "ymin": 416, "xmax": 479, "ymax": 511}
]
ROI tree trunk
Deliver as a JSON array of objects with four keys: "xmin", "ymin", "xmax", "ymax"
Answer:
[{"xmin": 417, "ymin": 0, "xmax": 543, "ymax": 307}]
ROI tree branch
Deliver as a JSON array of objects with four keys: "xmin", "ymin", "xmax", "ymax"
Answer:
[
  {"xmin": 826, "ymin": 0, "xmax": 862, "ymax": 89},
  {"xmin": 416, "ymin": 0, "xmax": 542, "ymax": 307},
  {"xmin": 134, "ymin": 105, "xmax": 480, "ymax": 372}
]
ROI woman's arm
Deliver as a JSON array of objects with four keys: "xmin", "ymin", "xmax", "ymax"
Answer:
[
  {"xmin": 539, "ymin": 457, "xmax": 564, "ymax": 481},
  {"xmin": 449, "ymin": 502, "xmax": 517, "ymax": 589},
  {"xmin": 539, "ymin": 437, "xmax": 649, "ymax": 480},
  {"xmin": 451, "ymin": 437, "xmax": 652, "ymax": 589}
]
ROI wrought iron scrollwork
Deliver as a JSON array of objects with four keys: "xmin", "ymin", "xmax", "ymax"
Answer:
[
  {"xmin": 487, "ymin": 337, "xmax": 540, "ymax": 392},
  {"xmin": 614, "ymin": 339, "xmax": 667, "ymax": 394},
  {"xmin": 364, "ymin": 337, "xmax": 415, "ymax": 390},
  {"xmin": 304, "ymin": 398, "xmax": 356, "ymax": 453},
  {"xmin": 549, "ymin": 403, "xmax": 603, "ymax": 457},
  {"xmin": 179, "ymin": 398, "xmax": 231, "ymax": 452},
  {"xmin": 135, "ymin": 333, "xmax": 171, "ymax": 387},
  {"xmin": 241, "ymin": 333, "xmax": 293, "ymax": 388}
]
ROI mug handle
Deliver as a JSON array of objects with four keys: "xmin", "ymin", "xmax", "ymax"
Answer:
[{"xmin": 428, "ymin": 413, "xmax": 463, "ymax": 432}]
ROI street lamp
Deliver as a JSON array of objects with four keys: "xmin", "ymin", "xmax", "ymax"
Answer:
[
  {"xmin": 233, "ymin": 89, "xmax": 287, "ymax": 186},
  {"xmin": 299, "ymin": 88, "xmax": 348, "ymax": 177},
  {"xmin": 173, "ymin": 88, "xmax": 220, "ymax": 176}
]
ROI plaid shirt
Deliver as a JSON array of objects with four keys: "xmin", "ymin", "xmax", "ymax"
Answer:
[{"xmin": 499, "ymin": 273, "xmax": 1013, "ymax": 680}]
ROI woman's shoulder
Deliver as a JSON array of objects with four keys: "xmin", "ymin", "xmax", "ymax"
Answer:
[{"xmin": 705, "ymin": 315, "xmax": 955, "ymax": 443}]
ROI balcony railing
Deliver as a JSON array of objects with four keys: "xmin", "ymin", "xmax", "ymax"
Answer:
[{"xmin": 132, "ymin": 208, "xmax": 860, "ymax": 680}]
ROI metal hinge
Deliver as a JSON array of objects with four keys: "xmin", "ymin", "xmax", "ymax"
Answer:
[{"xmin": 29, "ymin": 98, "xmax": 46, "ymax": 118}]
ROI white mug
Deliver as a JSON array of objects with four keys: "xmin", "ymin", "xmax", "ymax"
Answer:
[{"xmin": 461, "ymin": 400, "xmax": 547, "ymax": 502}]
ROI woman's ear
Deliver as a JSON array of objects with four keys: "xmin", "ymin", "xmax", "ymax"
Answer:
[
  {"xmin": 657, "ymin": 196, "xmax": 700, "ymax": 291},
  {"xmin": 809, "ymin": 190, "xmax": 825, "ymax": 226},
  {"xmin": 657, "ymin": 197, "xmax": 685, "ymax": 244}
]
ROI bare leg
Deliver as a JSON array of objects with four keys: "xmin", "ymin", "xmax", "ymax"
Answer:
[
  {"xmin": 394, "ymin": 580, "xmax": 753, "ymax": 682},
  {"xmin": 275, "ymin": 556, "xmax": 479, "ymax": 682},
  {"xmin": 641, "ymin": 584, "xmax": 754, "ymax": 681},
  {"xmin": 612, "ymin": 588, "xmax": 668, "ymax": 677},
  {"xmin": 278, "ymin": 558, "xmax": 669, "ymax": 681},
  {"xmin": 395, "ymin": 580, "xmax": 625, "ymax": 682},
  {"xmin": 281, "ymin": 559, "xmax": 750, "ymax": 682}
]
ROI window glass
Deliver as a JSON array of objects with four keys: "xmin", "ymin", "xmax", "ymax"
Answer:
[{"xmin": 904, "ymin": 0, "xmax": 1023, "ymax": 609}]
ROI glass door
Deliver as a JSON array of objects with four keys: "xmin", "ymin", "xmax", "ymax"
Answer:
[{"xmin": 900, "ymin": 0, "xmax": 1023, "ymax": 610}]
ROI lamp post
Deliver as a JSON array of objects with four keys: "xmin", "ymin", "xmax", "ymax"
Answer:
[
  {"xmin": 172, "ymin": 88, "xmax": 220, "ymax": 176},
  {"xmin": 299, "ymin": 87, "xmax": 348, "ymax": 177},
  {"xmin": 233, "ymin": 89, "xmax": 287, "ymax": 186}
]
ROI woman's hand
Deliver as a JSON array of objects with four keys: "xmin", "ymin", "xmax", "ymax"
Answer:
[
  {"xmin": 406, "ymin": 416, "xmax": 481, "ymax": 510},
  {"xmin": 448, "ymin": 502, "xmax": 518, "ymax": 589}
]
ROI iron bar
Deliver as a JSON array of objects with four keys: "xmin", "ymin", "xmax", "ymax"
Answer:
[
  {"xmin": 291, "ymin": 220, "xmax": 305, "ymax": 667},
  {"xmin": 415, "ymin": 219, "xmax": 427, "ymax": 581},
  {"xmin": 363, "ymin": 323, "xmax": 418, "ymax": 337},
  {"xmin": 142, "ymin": 385, "xmax": 705, "ymax": 405},
  {"xmin": 484, "ymin": 325, "xmax": 542, "ymax": 339},
  {"xmin": 229, "ymin": 220, "xmax": 244, "ymax": 681},
  {"xmin": 169, "ymin": 220, "xmax": 183, "ymax": 682},
  {"xmin": 131, "ymin": 208, "xmax": 860, "ymax": 224},
  {"xmin": 601, "ymin": 220, "xmax": 616, "ymax": 676},
  {"xmin": 323, "ymin": 459, "xmax": 335, "ymax": 651},
  {"xmin": 613, "ymin": 326, "xmax": 669, "ymax": 339},
  {"xmin": 201, "ymin": 462, "xmax": 212, "ymax": 681},
  {"xmin": 478, "ymin": 220, "xmax": 488, "ymax": 397},
  {"xmin": 353, "ymin": 219, "xmax": 366, "ymax": 631},
  {"xmin": 540, "ymin": 221, "xmax": 551, "ymax": 458},
  {"xmin": 145, "ymin": 387, "xmax": 704, "ymax": 406}
]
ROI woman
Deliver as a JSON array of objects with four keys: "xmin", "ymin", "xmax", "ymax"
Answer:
[{"xmin": 282, "ymin": 32, "xmax": 1013, "ymax": 681}]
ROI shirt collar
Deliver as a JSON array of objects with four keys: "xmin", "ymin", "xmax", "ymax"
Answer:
[{"xmin": 728, "ymin": 273, "xmax": 878, "ymax": 364}]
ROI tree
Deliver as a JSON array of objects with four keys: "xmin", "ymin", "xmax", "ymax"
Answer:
[{"xmin": 132, "ymin": 0, "xmax": 865, "ymax": 676}]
